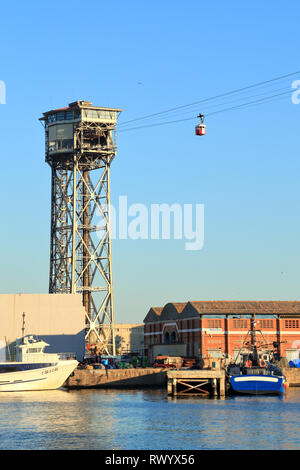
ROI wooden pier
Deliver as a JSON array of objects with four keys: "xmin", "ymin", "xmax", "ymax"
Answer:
[
  {"xmin": 167, "ymin": 369, "xmax": 226, "ymax": 397},
  {"xmin": 64, "ymin": 367, "xmax": 300, "ymax": 392}
]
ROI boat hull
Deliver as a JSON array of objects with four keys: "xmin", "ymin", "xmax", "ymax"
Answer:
[
  {"xmin": 229, "ymin": 374, "xmax": 285, "ymax": 395},
  {"xmin": 0, "ymin": 360, "xmax": 78, "ymax": 392}
]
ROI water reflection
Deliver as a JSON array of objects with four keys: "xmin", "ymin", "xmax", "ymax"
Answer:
[
  {"xmin": 0, "ymin": 387, "xmax": 299, "ymax": 450},
  {"xmin": 0, "ymin": 389, "xmax": 75, "ymax": 403}
]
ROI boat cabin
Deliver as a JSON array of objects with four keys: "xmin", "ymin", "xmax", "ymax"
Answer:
[{"xmin": 16, "ymin": 336, "xmax": 60, "ymax": 363}]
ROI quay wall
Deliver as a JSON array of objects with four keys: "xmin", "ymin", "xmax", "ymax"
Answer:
[
  {"xmin": 65, "ymin": 367, "xmax": 167, "ymax": 389},
  {"xmin": 284, "ymin": 368, "xmax": 300, "ymax": 386},
  {"xmin": 65, "ymin": 367, "xmax": 300, "ymax": 389}
]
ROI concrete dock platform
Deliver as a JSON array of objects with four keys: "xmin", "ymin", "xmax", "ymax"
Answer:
[{"xmin": 167, "ymin": 369, "xmax": 226, "ymax": 397}]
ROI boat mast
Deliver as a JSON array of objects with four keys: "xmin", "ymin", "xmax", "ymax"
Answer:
[
  {"xmin": 250, "ymin": 315, "xmax": 259, "ymax": 366},
  {"xmin": 21, "ymin": 312, "xmax": 25, "ymax": 344}
]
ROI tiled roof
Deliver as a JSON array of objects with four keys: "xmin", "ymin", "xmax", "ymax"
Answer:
[
  {"xmin": 189, "ymin": 301, "xmax": 300, "ymax": 314},
  {"xmin": 144, "ymin": 307, "xmax": 163, "ymax": 323},
  {"xmin": 152, "ymin": 307, "xmax": 163, "ymax": 315},
  {"xmin": 144, "ymin": 300, "xmax": 300, "ymax": 323}
]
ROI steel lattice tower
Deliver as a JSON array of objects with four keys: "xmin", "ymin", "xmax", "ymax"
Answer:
[{"xmin": 40, "ymin": 101, "xmax": 122, "ymax": 355}]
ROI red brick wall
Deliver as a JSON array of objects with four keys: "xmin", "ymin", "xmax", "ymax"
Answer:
[{"xmin": 144, "ymin": 316, "xmax": 300, "ymax": 360}]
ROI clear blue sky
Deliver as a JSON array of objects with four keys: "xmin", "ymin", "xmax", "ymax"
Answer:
[{"xmin": 0, "ymin": 1, "xmax": 299, "ymax": 322}]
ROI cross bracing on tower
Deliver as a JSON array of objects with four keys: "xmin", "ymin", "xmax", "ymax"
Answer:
[{"xmin": 40, "ymin": 101, "xmax": 122, "ymax": 355}]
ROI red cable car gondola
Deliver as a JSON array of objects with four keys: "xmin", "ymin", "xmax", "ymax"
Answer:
[{"xmin": 195, "ymin": 113, "xmax": 206, "ymax": 136}]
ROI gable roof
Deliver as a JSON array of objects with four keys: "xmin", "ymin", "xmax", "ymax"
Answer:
[
  {"xmin": 188, "ymin": 301, "xmax": 300, "ymax": 315},
  {"xmin": 144, "ymin": 307, "xmax": 163, "ymax": 323},
  {"xmin": 144, "ymin": 300, "xmax": 300, "ymax": 323}
]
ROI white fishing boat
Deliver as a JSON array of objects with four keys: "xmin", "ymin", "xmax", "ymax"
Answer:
[{"xmin": 0, "ymin": 335, "xmax": 78, "ymax": 392}]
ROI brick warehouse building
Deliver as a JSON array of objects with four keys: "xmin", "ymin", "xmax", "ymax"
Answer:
[{"xmin": 144, "ymin": 301, "xmax": 300, "ymax": 364}]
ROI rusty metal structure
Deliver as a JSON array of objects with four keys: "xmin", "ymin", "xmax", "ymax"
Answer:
[{"xmin": 40, "ymin": 101, "xmax": 122, "ymax": 355}]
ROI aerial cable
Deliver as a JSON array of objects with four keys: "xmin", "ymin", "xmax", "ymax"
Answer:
[
  {"xmin": 205, "ymin": 88, "xmax": 293, "ymax": 117},
  {"xmin": 118, "ymin": 115, "xmax": 197, "ymax": 132},
  {"xmin": 118, "ymin": 70, "xmax": 300, "ymax": 128},
  {"xmin": 119, "ymin": 84, "xmax": 292, "ymax": 126},
  {"xmin": 119, "ymin": 81, "xmax": 294, "ymax": 128},
  {"xmin": 118, "ymin": 71, "xmax": 299, "ymax": 126},
  {"xmin": 118, "ymin": 88, "xmax": 293, "ymax": 133}
]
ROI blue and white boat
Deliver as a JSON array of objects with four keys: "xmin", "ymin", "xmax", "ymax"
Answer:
[
  {"xmin": 228, "ymin": 366, "xmax": 286, "ymax": 395},
  {"xmin": 226, "ymin": 319, "xmax": 288, "ymax": 395}
]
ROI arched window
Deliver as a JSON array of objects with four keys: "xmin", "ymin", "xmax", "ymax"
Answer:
[
  {"xmin": 164, "ymin": 331, "xmax": 170, "ymax": 344},
  {"xmin": 171, "ymin": 331, "xmax": 177, "ymax": 344}
]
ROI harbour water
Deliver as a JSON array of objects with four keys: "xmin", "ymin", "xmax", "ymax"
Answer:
[{"xmin": 0, "ymin": 388, "xmax": 299, "ymax": 450}]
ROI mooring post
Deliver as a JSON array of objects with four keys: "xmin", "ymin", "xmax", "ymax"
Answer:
[
  {"xmin": 173, "ymin": 378, "xmax": 177, "ymax": 396},
  {"xmin": 211, "ymin": 378, "xmax": 217, "ymax": 396},
  {"xmin": 167, "ymin": 378, "xmax": 173, "ymax": 395},
  {"xmin": 219, "ymin": 376, "xmax": 225, "ymax": 396}
]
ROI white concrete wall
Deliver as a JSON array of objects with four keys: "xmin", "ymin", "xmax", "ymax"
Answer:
[{"xmin": 0, "ymin": 294, "xmax": 86, "ymax": 360}]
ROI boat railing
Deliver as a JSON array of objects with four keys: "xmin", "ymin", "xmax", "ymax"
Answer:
[
  {"xmin": 244, "ymin": 367, "xmax": 269, "ymax": 376},
  {"xmin": 57, "ymin": 352, "xmax": 76, "ymax": 360}
]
